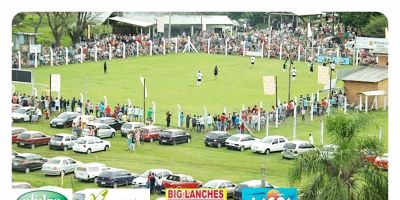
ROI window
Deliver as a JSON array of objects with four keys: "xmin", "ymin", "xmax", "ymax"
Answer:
[
  {"xmin": 299, "ymin": 144, "xmax": 307, "ymax": 149},
  {"xmin": 186, "ymin": 176, "xmax": 195, "ymax": 182},
  {"xmin": 219, "ymin": 183, "xmax": 227, "ymax": 188},
  {"xmin": 65, "ymin": 137, "xmax": 70, "ymax": 141},
  {"xmin": 95, "ymin": 139, "xmax": 102, "ymax": 143},
  {"xmin": 156, "ymin": 172, "xmax": 163, "ymax": 178},
  {"xmin": 71, "ymin": 136, "xmax": 77, "ymax": 140},
  {"xmin": 88, "ymin": 140, "xmax": 94, "ymax": 144},
  {"xmin": 307, "ymin": 144, "xmax": 315, "ymax": 149},
  {"xmin": 181, "ymin": 177, "xmax": 187, "ymax": 182},
  {"xmin": 163, "ymin": 171, "xmax": 171, "ymax": 177},
  {"xmin": 279, "ymin": 138, "xmax": 286, "ymax": 143},
  {"xmin": 175, "ymin": 132, "xmax": 183, "ymax": 137},
  {"xmin": 272, "ymin": 139, "xmax": 278, "ymax": 144},
  {"xmin": 226, "ymin": 182, "xmax": 234, "ymax": 187},
  {"xmin": 68, "ymin": 159, "xmax": 76, "ymax": 164},
  {"xmin": 63, "ymin": 160, "xmax": 68, "ymax": 165}
]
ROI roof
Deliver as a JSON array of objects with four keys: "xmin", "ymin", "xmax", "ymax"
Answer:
[
  {"xmin": 287, "ymin": 140, "xmax": 309, "ymax": 144},
  {"xmin": 340, "ymin": 67, "xmax": 388, "ymax": 83},
  {"xmin": 109, "ymin": 16, "xmax": 156, "ymax": 27},
  {"xmin": 163, "ymin": 129, "xmax": 183, "ymax": 132},
  {"xmin": 231, "ymin": 134, "xmax": 252, "ymax": 138},
  {"xmin": 208, "ymin": 131, "xmax": 229, "ymax": 134},
  {"xmin": 49, "ymin": 156, "xmax": 72, "ymax": 160},
  {"xmin": 359, "ymin": 90, "xmax": 386, "ymax": 96},
  {"xmin": 160, "ymin": 15, "xmax": 233, "ymax": 25},
  {"xmin": 292, "ymin": 11, "xmax": 323, "ymax": 16},
  {"xmin": 21, "ymin": 130, "xmax": 43, "ymax": 134}
]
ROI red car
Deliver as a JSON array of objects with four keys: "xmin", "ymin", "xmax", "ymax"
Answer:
[
  {"xmin": 374, "ymin": 153, "xmax": 388, "ymax": 170},
  {"xmin": 361, "ymin": 149, "xmax": 378, "ymax": 164},
  {"xmin": 16, "ymin": 131, "xmax": 51, "ymax": 149},
  {"xmin": 161, "ymin": 174, "xmax": 203, "ymax": 192},
  {"xmin": 141, "ymin": 125, "xmax": 161, "ymax": 142},
  {"xmin": 12, "ymin": 127, "xmax": 27, "ymax": 143}
]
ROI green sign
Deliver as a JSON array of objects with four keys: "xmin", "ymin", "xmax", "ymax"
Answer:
[{"xmin": 17, "ymin": 190, "xmax": 68, "ymax": 200}]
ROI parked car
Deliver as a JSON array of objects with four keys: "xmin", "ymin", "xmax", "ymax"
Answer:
[
  {"xmin": 233, "ymin": 180, "xmax": 275, "ymax": 200},
  {"xmin": 141, "ymin": 125, "xmax": 162, "ymax": 142},
  {"xmin": 16, "ymin": 131, "xmax": 51, "ymax": 149},
  {"xmin": 374, "ymin": 153, "xmax": 388, "ymax": 170},
  {"xmin": 320, "ymin": 144, "xmax": 340, "ymax": 159},
  {"xmin": 225, "ymin": 134, "xmax": 259, "ymax": 151},
  {"xmin": 281, "ymin": 140, "xmax": 316, "ymax": 159},
  {"xmin": 12, "ymin": 150, "xmax": 18, "ymax": 158},
  {"xmin": 73, "ymin": 136, "xmax": 111, "ymax": 154},
  {"xmin": 204, "ymin": 131, "xmax": 230, "ymax": 148},
  {"xmin": 12, "ymin": 182, "xmax": 32, "ymax": 189},
  {"xmin": 120, "ymin": 122, "xmax": 145, "ymax": 137},
  {"xmin": 49, "ymin": 133, "xmax": 77, "ymax": 151},
  {"xmin": 132, "ymin": 169, "xmax": 172, "ymax": 188},
  {"xmin": 251, "ymin": 135, "xmax": 288, "ymax": 155},
  {"xmin": 74, "ymin": 163, "xmax": 109, "ymax": 182},
  {"xmin": 160, "ymin": 174, "xmax": 203, "ymax": 192},
  {"xmin": 50, "ymin": 112, "xmax": 80, "ymax": 128},
  {"xmin": 12, "ymin": 107, "xmax": 42, "ymax": 122},
  {"xmin": 159, "ymin": 129, "xmax": 191, "ymax": 145},
  {"xmin": 12, "ymin": 153, "xmax": 47, "ymax": 174},
  {"xmin": 202, "ymin": 179, "xmax": 236, "ymax": 198},
  {"xmin": 95, "ymin": 169, "xmax": 138, "ymax": 188},
  {"xmin": 72, "ymin": 115, "xmax": 96, "ymax": 126},
  {"xmin": 361, "ymin": 149, "xmax": 378, "ymax": 164},
  {"xmin": 82, "ymin": 123, "xmax": 116, "ymax": 138},
  {"xmin": 42, "ymin": 157, "xmax": 81, "ymax": 176},
  {"xmin": 12, "ymin": 127, "xmax": 27, "ymax": 143},
  {"xmin": 95, "ymin": 117, "xmax": 125, "ymax": 130}
]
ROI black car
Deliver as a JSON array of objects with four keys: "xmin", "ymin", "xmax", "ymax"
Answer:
[
  {"xmin": 95, "ymin": 117, "xmax": 125, "ymax": 130},
  {"xmin": 233, "ymin": 180, "xmax": 275, "ymax": 200},
  {"xmin": 204, "ymin": 131, "xmax": 230, "ymax": 148},
  {"xmin": 50, "ymin": 112, "xmax": 80, "ymax": 128},
  {"xmin": 95, "ymin": 169, "xmax": 138, "ymax": 188},
  {"xmin": 159, "ymin": 129, "xmax": 191, "ymax": 146},
  {"xmin": 12, "ymin": 153, "xmax": 47, "ymax": 174}
]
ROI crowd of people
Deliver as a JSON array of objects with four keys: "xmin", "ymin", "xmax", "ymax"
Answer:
[{"xmin": 12, "ymin": 22, "xmax": 377, "ymax": 69}]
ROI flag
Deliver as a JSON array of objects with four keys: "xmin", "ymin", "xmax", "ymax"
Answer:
[
  {"xmin": 140, "ymin": 76, "xmax": 148, "ymax": 98},
  {"xmin": 307, "ymin": 23, "xmax": 312, "ymax": 38}
]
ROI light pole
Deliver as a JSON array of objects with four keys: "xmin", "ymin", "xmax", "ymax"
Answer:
[{"xmin": 283, "ymin": 42, "xmax": 293, "ymax": 102}]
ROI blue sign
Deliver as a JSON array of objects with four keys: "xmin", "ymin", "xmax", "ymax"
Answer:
[
  {"xmin": 242, "ymin": 188, "xmax": 297, "ymax": 200},
  {"xmin": 317, "ymin": 56, "xmax": 350, "ymax": 65}
]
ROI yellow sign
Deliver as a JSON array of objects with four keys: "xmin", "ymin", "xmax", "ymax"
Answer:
[{"xmin": 166, "ymin": 188, "xmax": 227, "ymax": 200}]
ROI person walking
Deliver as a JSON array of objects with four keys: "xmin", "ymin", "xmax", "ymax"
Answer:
[
  {"xmin": 309, "ymin": 133, "xmax": 314, "ymax": 144},
  {"xmin": 166, "ymin": 111, "xmax": 172, "ymax": 127},
  {"xmin": 196, "ymin": 70, "xmax": 203, "ymax": 86},
  {"xmin": 291, "ymin": 67, "xmax": 297, "ymax": 82},
  {"xmin": 103, "ymin": 61, "xmax": 107, "ymax": 74},
  {"xmin": 213, "ymin": 65, "xmax": 219, "ymax": 80}
]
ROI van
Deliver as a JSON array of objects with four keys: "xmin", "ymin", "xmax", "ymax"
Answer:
[
  {"xmin": 281, "ymin": 140, "xmax": 316, "ymax": 159},
  {"xmin": 74, "ymin": 163, "xmax": 109, "ymax": 181}
]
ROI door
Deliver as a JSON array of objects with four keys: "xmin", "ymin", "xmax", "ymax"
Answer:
[
  {"xmin": 271, "ymin": 139, "xmax": 279, "ymax": 152},
  {"xmin": 98, "ymin": 125, "xmax": 107, "ymax": 138},
  {"xmin": 244, "ymin": 137, "xmax": 255, "ymax": 148},
  {"xmin": 94, "ymin": 138, "xmax": 103, "ymax": 152},
  {"xmin": 186, "ymin": 176, "xmax": 197, "ymax": 188},
  {"xmin": 225, "ymin": 182, "xmax": 236, "ymax": 197},
  {"xmin": 67, "ymin": 159, "xmax": 77, "ymax": 173},
  {"xmin": 278, "ymin": 138, "xmax": 286, "ymax": 150}
]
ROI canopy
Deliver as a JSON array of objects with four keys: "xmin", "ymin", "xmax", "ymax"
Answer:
[
  {"xmin": 108, "ymin": 16, "xmax": 155, "ymax": 27},
  {"xmin": 359, "ymin": 90, "xmax": 386, "ymax": 96}
]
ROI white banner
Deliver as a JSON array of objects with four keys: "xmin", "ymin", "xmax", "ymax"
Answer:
[
  {"xmin": 355, "ymin": 37, "xmax": 388, "ymax": 49},
  {"xmin": 74, "ymin": 188, "xmax": 149, "ymax": 200},
  {"xmin": 263, "ymin": 76, "xmax": 276, "ymax": 95},
  {"xmin": 318, "ymin": 65, "xmax": 329, "ymax": 85},
  {"xmin": 12, "ymin": 188, "xmax": 72, "ymax": 200},
  {"xmin": 29, "ymin": 44, "xmax": 41, "ymax": 53},
  {"xmin": 51, "ymin": 74, "xmax": 61, "ymax": 92},
  {"xmin": 245, "ymin": 51, "xmax": 263, "ymax": 57}
]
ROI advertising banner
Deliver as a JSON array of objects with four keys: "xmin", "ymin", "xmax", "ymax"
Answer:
[
  {"xmin": 50, "ymin": 74, "xmax": 61, "ymax": 92},
  {"xmin": 166, "ymin": 189, "xmax": 227, "ymax": 200},
  {"xmin": 241, "ymin": 188, "xmax": 297, "ymax": 200},
  {"xmin": 318, "ymin": 65, "xmax": 330, "ymax": 85},
  {"xmin": 317, "ymin": 56, "xmax": 350, "ymax": 65},
  {"xmin": 263, "ymin": 76, "xmax": 276, "ymax": 95},
  {"xmin": 355, "ymin": 37, "xmax": 388, "ymax": 49}
]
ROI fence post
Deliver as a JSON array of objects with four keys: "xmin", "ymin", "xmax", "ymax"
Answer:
[
  {"xmin": 65, "ymin": 47, "xmax": 68, "ymax": 65},
  {"xmin": 94, "ymin": 45, "xmax": 98, "ymax": 62},
  {"xmin": 136, "ymin": 41, "xmax": 140, "ymax": 57},
  {"xmin": 177, "ymin": 104, "xmax": 181, "ymax": 127},
  {"xmin": 175, "ymin": 38, "xmax": 178, "ymax": 53},
  {"xmin": 17, "ymin": 51, "xmax": 21, "ymax": 69},
  {"xmin": 225, "ymin": 39, "xmax": 228, "ymax": 55},
  {"xmin": 123, "ymin": 42, "xmax": 126, "ymax": 59},
  {"xmin": 310, "ymin": 93, "xmax": 314, "ymax": 121},
  {"xmin": 317, "ymin": 46, "xmax": 320, "ymax": 57},
  {"xmin": 104, "ymin": 96, "xmax": 107, "ymax": 107},
  {"xmin": 279, "ymin": 43, "xmax": 283, "ymax": 60},
  {"xmin": 108, "ymin": 44, "xmax": 112, "ymax": 60},
  {"xmin": 35, "ymin": 52, "xmax": 38, "ymax": 68},
  {"xmin": 80, "ymin": 46, "xmax": 83, "ymax": 63},
  {"xmin": 207, "ymin": 38, "xmax": 210, "ymax": 54},
  {"xmin": 344, "ymin": 96, "xmax": 347, "ymax": 114},
  {"xmin": 162, "ymin": 38, "xmax": 166, "ymax": 55},
  {"xmin": 297, "ymin": 45, "xmax": 301, "ymax": 62}
]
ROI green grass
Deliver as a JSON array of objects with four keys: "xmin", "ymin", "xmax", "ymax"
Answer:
[{"xmin": 12, "ymin": 54, "xmax": 388, "ymax": 199}]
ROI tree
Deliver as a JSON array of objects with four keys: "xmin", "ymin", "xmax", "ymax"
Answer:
[
  {"xmin": 68, "ymin": 12, "xmax": 102, "ymax": 44},
  {"xmin": 46, "ymin": 12, "xmax": 73, "ymax": 47},
  {"xmin": 12, "ymin": 13, "xmax": 26, "ymax": 31},
  {"xmin": 340, "ymin": 12, "xmax": 381, "ymax": 35},
  {"xmin": 363, "ymin": 15, "xmax": 388, "ymax": 38},
  {"xmin": 29, "ymin": 12, "xmax": 44, "ymax": 33},
  {"xmin": 288, "ymin": 111, "xmax": 388, "ymax": 200}
]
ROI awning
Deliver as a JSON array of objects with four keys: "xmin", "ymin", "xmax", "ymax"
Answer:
[
  {"xmin": 108, "ymin": 16, "xmax": 155, "ymax": 27},
  {"xmin": 359, "ymin": 90, "xmax": 386, "ymax": 96}
]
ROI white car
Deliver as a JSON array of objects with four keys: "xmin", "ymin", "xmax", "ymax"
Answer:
[
  {"xmin": 225, "ymin": 134, "xmax": 259, "ymax": 151},
  {"xmin": 120, "ymin": 122, "xmax": 145, "ymax": 137},
  {"xmin": 251, "ymin": 135, "xmax": 288, "ymax": 155},
  {"xmin": 72, "ymin": 115, "xmax": 96, "ymax": 126},
  {"xmin": 202, "ymin": 179, "xmax": 236, "ymax": 198},
  {"xmin": 12, "ymin": 107, "xmax": 42, "ymax": 122},
  {"xmin": 82, "ymin": 123, "xmax": 116, "ymax": 138},
  {"xmin": 42, "ymin": 157, "xmax": 81, "ymax": 176},
  {"xmin": 281, "ymin": 140, "xmax": 316, "ymax": 159},
  {"xmin": 12, "ymin": 182, "xmax": 32, "ymax": 189},
  {"xmin": 73, "ymin": 136, "xmax": 111, "ymax": 154},
  {"xmin": 74, "ymin": 162, "xmax": 109, "ymax": 181},
  {"xmin": 132, "ymin": 169, "xmax": 172, "ymax": 188},
  {"xmin": 48, "ymin": 133, "xmax": 77, "ymax": 151}
]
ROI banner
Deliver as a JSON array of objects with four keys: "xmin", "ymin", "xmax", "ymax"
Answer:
[
  {"xmin": 241, "ymin": 188, "xmax": 297, "ymax": 200},
  {"xmin": 263, "ymin": 76, "xmax": 276, "ymax": 95},
  {"xmin": 245, "ymin": 51, "xmax": 263, "ymax": 57},
  {"xmin": 157, "ymin": 18, "xmax": 164, "ymax": 33},
  {"xmin": 166, "ymin": 189, "xmax": 227, "ymax": 200},
  {"xmin": 51, "ymin": 74, "xmax": 61, "ymax": 92},
  {"xmin": 317, "ymin": 56, "xmax": 350, "ymax": 65},
  {"xmin": 73, "ymin": 188, "xmax": 149, "ymax": 200},
  {"xmin": 318, "ymin": 65, "xmax": 330, "ymax": 85},
  {"xmin": 29, "ymin": 44, "xmax": 41, "ymax": 53},
  {"xmin": 354, "ymin": 37, "xmax": 388, "ymax": 49},
  {"xmin": 12, "ymin": 188, "xmax": 72, "ymax": 200}
]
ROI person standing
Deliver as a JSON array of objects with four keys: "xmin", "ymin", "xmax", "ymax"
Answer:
[
  {"xmin": 196, "ymin": 70, "xmax": 203, "ymax": 86},
  {"xmin": 179, "ymin": 112, "xmax": 184, "ymax": 128},
  {"xmin": 207, "ymin": 114, "xmax": 213, "ymax": 130},
  {"xmin": 213, "ymin": 65, "xmax": 219, "ymax": 80},
  {"xmin": 301, "ymin": 107, "xmax": 306, "ymax": 122},
  {"xmin": 103, "ymin": 61, "xmax": 107, "ymax": 74},
  {"xmin": 147, "ymin": 108, "xmax": 153, "ymax": 123},
  {"xmin": 127, "ymin": 132, "xmax": 133, "ymax": 151},
  {"xmin": 191, "ymin": 115, "xmax": 197, "ymax": 130},
  {"xmin": 149, "ymin": 173, "xmax": 156, "ymax": 194},
  {"xmin": 250, "ymin": 56, "xmax": 256, "ymax": 68},
  {"xmin": 186, "ymin": 114, "xmax": 191, "ymax": 129},
  {"xmin": 166, "ymin": 111, "xmax": 172, "ymax": 127},
  {"xmin": 309, "ymin": 61, "xmax": 314, "ymax": 75},
  {"xmin": 309, "ymin": 133, "xmax": 314, "ymax": 144},
  {"xmin": 291, "ymin": 67, "xmax": 297, "ymax": 82}
]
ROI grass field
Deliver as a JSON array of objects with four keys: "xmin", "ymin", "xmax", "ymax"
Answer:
[{"xmin": 12, "ymin": 54, "xmax": 388, "ymax": 199}]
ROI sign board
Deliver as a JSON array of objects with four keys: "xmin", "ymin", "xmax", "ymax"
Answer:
[
  {"xmin": 29, "ymin": 44, "xmax": 42, "ymax": 53},
  {"xmin": 245, "ymin": 51, "xmax": 263, "ymax": 57},
  {"xmin": 51, "ymin": 74, "xmax": 61, "ymax": 92},
  {"xmin": 166, "ymin": 189, "xmax": 227, "ymax": 200},
  {"xmin": 318, "ymin": 65, "xmax": 330, "ymax": 84},
  {"xmin": 355, "ymin": 37, "xmax": 388, "ymax": 49},
  {"xmin": 241, "ymin": 188, "xmax": 297, "ymax": 200},
  {"xmin": 317, "ymin": 56, "xmax": 350, "ymax": 65},
  {"xmin": 12, "ymin": 69, "xmax": 32, "ymax": 83},
  {"xmin": 263, "ymin": 76, "xmax": 276, "ymax": 95}
]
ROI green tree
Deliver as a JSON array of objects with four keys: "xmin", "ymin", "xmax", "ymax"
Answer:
[
  {"xmin": 288, "ymin": 112, "xmax": 388, "ymax": 200},
  {"xmin": 46, "ymin": 12, "xmax": 74, "ymax": 47},
  {"xmin": 363, "ymin": 15, "xmax": 388, "ymax": 38},
  {"xmin": 68, "ymin": 12, "xmax": 103, "ymax": 44},
  {"xmin": 340, "ymin": 12, "xmax": 381, "ymax": 35}
]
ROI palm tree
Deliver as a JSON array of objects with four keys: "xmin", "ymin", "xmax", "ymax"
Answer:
[{"xmin": 288, "ymin": 111, "xmax": 388, "ymax": 200}]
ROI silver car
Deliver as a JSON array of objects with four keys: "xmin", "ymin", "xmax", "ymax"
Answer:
[
  {"xmin": 120, "ymin": 122, "xmax": 145, "ymax": 137},
  {"xmin": 202, "ymin": 179, "xmax": 236, "ymax": 198},
  {"xmin": 48, "ymin": 133, "xmax": 77, "ymax": 151},
  {"xmin": 82, "ymin": 123, "xmax": 116, "ymax": 138},
  {"xmin": 42, "ymin": 157, "xmax": 81, "ymax": 176}
]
